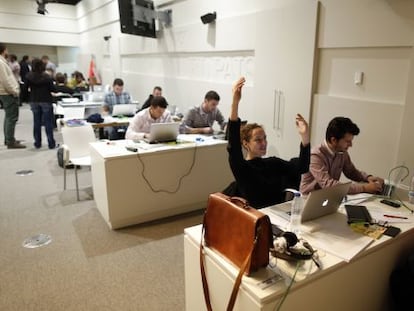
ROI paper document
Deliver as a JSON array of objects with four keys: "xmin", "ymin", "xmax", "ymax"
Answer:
[
  {"xmin": 344, "ymin": 193, "xmax": 373, "ymax": 205},
  {"xmin": 300, "ymin": 213, "xmax": 374, "ymax": 262}
]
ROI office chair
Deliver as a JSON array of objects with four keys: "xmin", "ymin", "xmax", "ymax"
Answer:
[{"xmin": 61, "ymin": 124, "xmax": 96, "ymax": 201}]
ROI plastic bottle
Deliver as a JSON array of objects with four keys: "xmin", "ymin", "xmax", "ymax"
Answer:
[
  {"xmin": 289, "ymin": 191, "xmax": 303, "ymax": 234},
  {"xmin": 409, "ymin": 175, "xmax": 414, "ymax": 204}
]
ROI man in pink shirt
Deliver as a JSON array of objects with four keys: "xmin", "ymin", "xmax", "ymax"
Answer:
[
  {"xmin": 300, "ymin": 117, "xmax": 383, "ymax": 195},
  {"xmin": 125, "ymin": 96, "xmax": 172, "ymax": 141}
]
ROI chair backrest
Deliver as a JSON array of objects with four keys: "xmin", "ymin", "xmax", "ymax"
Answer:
[{"xmin": 61, "ymin": 124, "xmax": 96, "ymax": 158}]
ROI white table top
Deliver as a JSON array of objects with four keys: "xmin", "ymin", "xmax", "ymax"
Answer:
[
  {"xmin": 186, "ymin": 195, "xmax": 414, "ymax": 304},
  {"xmin": 90, "ymin": 135, "xmax": 227, "ymax": 159}
]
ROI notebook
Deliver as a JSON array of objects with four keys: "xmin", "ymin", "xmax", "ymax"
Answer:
[
  {"xmin": 144, "ymin": 122, "xmax": 180, "ymax": 144},
  {"xmin": 271, "ymin": 182, "xmax": 351, "ymax": 223},
  {"xmin": 112, "ymin": 104, "xmax": 137, "ymax": 117}
]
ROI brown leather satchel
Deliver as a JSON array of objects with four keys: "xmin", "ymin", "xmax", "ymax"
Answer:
[{"xmin": 200, "ymin": 192, "xmax": 272, "ymax": 311}]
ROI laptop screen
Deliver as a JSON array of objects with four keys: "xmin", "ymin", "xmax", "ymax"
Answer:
[
  {"xmin": 301, "ymin": 182, "xmax": 351, "ymax": 222},
  {"xmin": 145, "ymin": 122, "xmax": 180, "ymax": 144},
  {"xmin": 112, "ymin": 104, "xmax": 137, "ymax": 117}
]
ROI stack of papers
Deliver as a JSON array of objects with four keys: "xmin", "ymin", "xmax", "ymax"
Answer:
[
  {"xmin": 299, "ymin": 213, "xmax": 374, "ymax": 262},
  {"xmin": 267, "ymin": 211, "xmax": 374, "ymax": 262}
]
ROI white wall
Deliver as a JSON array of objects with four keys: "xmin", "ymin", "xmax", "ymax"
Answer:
[
  {"xmin": 0, "ymin": 0, "xmax": 80, "ymax": 75},
  {"xmin": 0, "ymin": 0, "xmax": 78, "ymax": 46},
  {"xmin": 315, "ymin": 0, "xmax": 414, "ymax": 184}
]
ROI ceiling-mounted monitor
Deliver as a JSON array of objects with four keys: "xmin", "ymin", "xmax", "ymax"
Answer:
[{"xmin": 118, "ymin": 0, "xmax": 156, "ymax": 38}]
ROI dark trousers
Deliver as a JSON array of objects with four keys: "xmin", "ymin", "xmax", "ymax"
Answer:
[
  {"xmin": 30, "ymin": 102, "xmax": 56, "ymax": 149},
  {"xmin": 0, "ymin": 95, "xmax": 19, "ymax": 145}
]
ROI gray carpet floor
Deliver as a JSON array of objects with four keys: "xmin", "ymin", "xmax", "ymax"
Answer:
[{"xmin": 0, "ymin": 105, "xmax": 204, "ymax": 311}]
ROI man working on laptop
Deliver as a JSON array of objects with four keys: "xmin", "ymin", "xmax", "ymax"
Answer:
[
  {"xmin": 125, "ymin": 96, "xmax": 172, "ymax": 140},
  {"xmin": 180, "ymin": 90, "xmax": 226, "ymax": 134},
  {"xmin": 103, "ymin": 78, "xmax": 132, "ymax": 140},
  {"xmin": 300, "ymin": 116, "xmax": 384, "ymax": 195}
]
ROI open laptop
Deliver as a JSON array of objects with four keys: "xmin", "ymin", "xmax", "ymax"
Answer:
[
  {"xmin": 271, "ymin": 182, "xmax": 351, "ymax": 223},
  {"xmin": 144, "ymin": 122, "xmax": 180, "ymax": 144},
  {"xmin": 112, "ymin": 104, "xmax": 137, "ymax": 117}
]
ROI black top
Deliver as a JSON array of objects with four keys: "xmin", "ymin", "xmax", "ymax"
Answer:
[
  {"xmin": 225, "ymin": 118, "xmax": 310, "ymax": 209},
  {"xmin": 140, "ymin": 94, "xmax": 153, "ymax": 111},
  {"xmin": 23, "ymin": 72, "xmax": 56, "ymax": 103},
  {"xmin": 19, "ymin": 62, "xmax": 30, "ymax": 84},
  {"xmin": 55, "ymin": 84, "xmax": 75, "ymax": 95}
]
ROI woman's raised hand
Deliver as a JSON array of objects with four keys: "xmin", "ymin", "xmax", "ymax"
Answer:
[
  {"xmin": 295, "ymin": 113, "xmax": 310, "ymax": 146},
  {"xmin": 230, "ymin": 77, "xmax": 246, "ymax": 120}
]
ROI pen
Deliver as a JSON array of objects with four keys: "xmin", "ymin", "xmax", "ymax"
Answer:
[{"xmin": 383, "ymin": 214, "xmax": 408, "ymax": 220}]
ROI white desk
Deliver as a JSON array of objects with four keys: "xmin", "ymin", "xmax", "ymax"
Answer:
[
  {"xmin": 55, "ymin": 101, "xmax": 103, "ymax": 119},
  {"xmin": 90, "ymin": 136, "xmax": 233, "ymax": 229},
  {"xmin": 184, "ymin": 196, "xmax": 414, "ymax": 311}
]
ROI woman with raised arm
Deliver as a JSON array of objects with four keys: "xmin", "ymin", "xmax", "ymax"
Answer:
[{"xmin": 223, "ymin": 77, "xmax": 311, "ymax": 208}]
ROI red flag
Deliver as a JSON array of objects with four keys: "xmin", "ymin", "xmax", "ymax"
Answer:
[{"xmin": 88, "ymin": 56, "xmax": 100, "ymax": 85}]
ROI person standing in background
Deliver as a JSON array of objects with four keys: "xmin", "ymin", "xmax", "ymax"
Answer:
[
  {"xmin": 8, "ymin": 54, "xmax": 22, "ymax": 106},
  {"xmin": 8, "ymin": 54, "xmax": 20, "ymax": 83},
  {"xmin": 23, "ymin": 58, "xmax": 57, "ymax": 149},
  {"xmin": 0, "ymin": 43, "xmax": 25, "ymax": 149},
  {"xmin": 41, "ymin": 55, "xmax": 56, "ymax": 78},
  {"xmin": 19, "ymin": 55, "xmax": 31, "ymax": 105},
  {"xmin": 19, "ymin": 55, "xmax": 31, "ymax": 84}
]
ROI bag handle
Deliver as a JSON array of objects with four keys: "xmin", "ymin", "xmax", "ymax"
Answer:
[
  {"xmin": 228, "ymin": 196, "xmax": 249, "ymax": 209},
  {"xmin": 200, "ymin": 220, "xmax": 258, "ymax": 311}
]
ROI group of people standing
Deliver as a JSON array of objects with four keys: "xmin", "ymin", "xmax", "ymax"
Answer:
[
  {"xmin": 0, "ymin": 42, "xmax": 90, "ymax": 150},
  {"xmin": 0, "ymin": 44, "xmax": 60, "ymax": 149}
]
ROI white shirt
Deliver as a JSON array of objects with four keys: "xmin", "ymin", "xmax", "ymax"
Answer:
[{"xmin": 125, "ymin": 107, "xmax": 172, "ymax": 140}]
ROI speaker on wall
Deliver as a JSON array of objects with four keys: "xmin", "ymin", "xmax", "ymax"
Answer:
[{"xmin": 200, "ymin": 12, "xmax": 216, "ymax": 24}]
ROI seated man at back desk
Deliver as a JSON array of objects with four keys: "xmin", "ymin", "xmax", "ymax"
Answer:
[
  {"xmin": 300, "ymin": 116, "xmax": 384, "ymax": 195},
  {"xmin": 103, "ymin": 78, "xmax": 132, "ymax": 140},
  {"xmin": 139, "ymin": 86, "xmax": 162, "ymax": 111},
  {"xmin": 54, "ymin": 72, "xmax": 75, "ymax": 96},
  {"xmin": 125, "ymin": 96, "xmax": 172, "ymax": 141},
  {"xmin": 181, "ymin": 90, "xmax": 226, "ymax": 134}
]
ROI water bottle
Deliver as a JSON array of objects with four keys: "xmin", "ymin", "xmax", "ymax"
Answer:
[
  {"xmin": 289, "ymin": 191, "xmax": 303, "ymax": 234},
  {"xmin": 409, "ymin": 175, "xmax": 414, "ymax": 204}
]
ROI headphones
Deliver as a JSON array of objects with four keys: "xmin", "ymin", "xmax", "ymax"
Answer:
[{"xmin": 271, "ymin": 225, "xmax": 314, "ymax": 261}]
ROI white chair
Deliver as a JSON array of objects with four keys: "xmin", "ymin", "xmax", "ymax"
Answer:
[{"xmin": 61, "ymin": 124, "xmax": 96, "ymax": 201}]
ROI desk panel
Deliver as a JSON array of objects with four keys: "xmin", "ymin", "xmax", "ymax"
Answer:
[
  {"xmin": 91, "ymin": 139, "xmax": 233, "ymax": 229},
  {"xmin": 185, "ymin": 198, "xmax": 414, "ymax": 311}
]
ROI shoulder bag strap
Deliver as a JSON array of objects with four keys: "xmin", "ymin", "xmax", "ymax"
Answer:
[
  {"xmin": 200, "ymin": 223, "xmax": 258, "ymax": 311},
  {"xmin": 200, "ymin": 223, "xmax": 213, "ymax": 311}
]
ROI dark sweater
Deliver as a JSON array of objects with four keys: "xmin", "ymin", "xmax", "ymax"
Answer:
[
  {"xmin": 225, "ymin": 118, "xmax": 310, "ymax": 208},
  {"xmin": 24, "ymin": 72, "xmax": 56, "ymax": 103}
]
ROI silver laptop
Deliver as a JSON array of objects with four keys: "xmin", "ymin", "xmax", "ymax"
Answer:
[
  {"xmin": 144, "ymin": 122, "xmax": 180, "ymax": 144},
  {"xmin": 112, "ymin": 104, "xmax": 137, "ymax": 117},
  {"xmin": 271, "ymin": 182, "xmax": 351, "ymax": 222}
]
